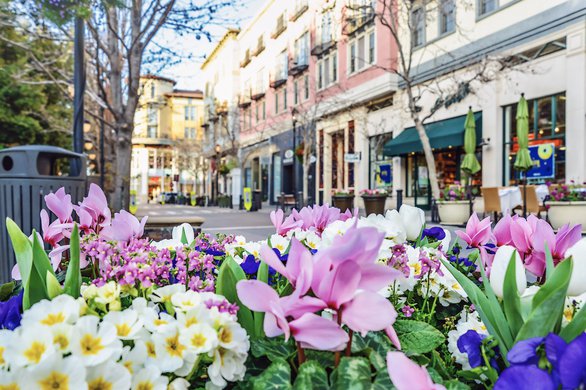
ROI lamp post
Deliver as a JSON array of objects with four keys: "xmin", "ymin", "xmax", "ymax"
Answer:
[
  {"xmin": 72, "ymin": 16, "xmax": 85, "ymax": 176},
  {"xmin": 291, "ymin": 109, "xmax": 297, "ymax": 196},
  {"xmin": 215, "ymin": 144, "xmax": 221, "ymax": 205}
]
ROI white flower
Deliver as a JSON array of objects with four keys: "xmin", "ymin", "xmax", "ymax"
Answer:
[
  {"xmin": 234, "ymin": 235, "xmax": 247, "ymax": 246},
  {"xmin": 242, "ymin": 242, "xmax": 261, "ymax": 258},
  {"xmin": 143, "ymin": 310, "xmax": 176, "ymax": 333},
  {"xmin": 287, "ymin": 229, "xmax": 308, "ymax": 241},
  {"xmin": 269, "ymin": 234, "xmax": 290, "ymax": 254},
  {"xmin": 81, "ymin": 284, "xmax": 99, "ymax": 300},
  {"xmin": 216, "ymin": 322, "xmax": 249, "ymax": 354},
  {"xmin": 303, "ymin": 231, "xmax": 322, "ymax": 251},
  {"xmin": 359, "ymin": 213, "xmax": 406, "ymax": 244},
  {"xmin": 70, "ymin": 315, "xmax": 123, "ymax": 366},
  {"xmin": 152, "ymin": 326, "xmax": 189, "ymax": 373},
  {"xmin": 439, "ymin": 229, "xmax": 452, "ymax": 252},
  {"xmin": 0, "ymin": 330, "xmax": 12, "ymax": 369},
  {"xmin": 103, "ymin": 309, "xmax": 144, "ymax": 340},
  {"xmin": 50, "ymin": 323, "xmax": 74, "ymax": 354},
  {"xmin": 447, "ymin": 309, "xmax": 488, "ymax": 370},
  {"xmin": 0, "ymin": 369, "xmax": 20, "ymax": 389},
  {"xmin": 86, "ymin": 361, "xmax": 131, "ymax": 390},
  {"xmin": 207, "ymin": 349, "xmax": 247, "ymax": 388},
  {"xmin": 152, "ymin": 223, "xmax": 195, "ymax": 250},
  {"xmin": 398, "ymin": 204, "xmax": 425, "ymax": 241},
  {"xmin": 564, "ymin": 238, "xmax": 586, "ymax": 296},
  {"xmin": 171, "ymin": 291, "xmax": 203, "ymax": 312},
  {"xmin": 6, "ymin": 325, "xmax": 55, "ymax": 367},
  {"xmin": 131, "ymin": 367, "xmax": 168, "ymax": 390},
  {"xmin": 321, "ymin": 218, "xmax": 356, "ymax": 245},
  {"xmin": 21, "ymin": 295, "xmax": 80, "ymax": 328},
  {"xmin": 151, "ymin": 285, "xmax": 186, "ymax": 304},
  {"xmin": 121, "ymin": 342, "xmax": 147, "ymax": 375},
  {"xmin": 176, "ymin": 305, "xmax": 211, "ymax": 329},
  {"xmin": 169, "ymin": 378, "xmax": 191, "ymax": 390},
  {"xmin": 180, "ymin": 323, "xmax": 218, "ymax": 354},
  {"xmin": 21, "ymin": 355, "xmax": 87, "ymax": 390},
  {"xmin": 95, "ymin": 281, "xmax": 121, "ymax": 305},
  {"xmin": 489, "ymin": 245, "xmax": 526, "ymax": 298}
]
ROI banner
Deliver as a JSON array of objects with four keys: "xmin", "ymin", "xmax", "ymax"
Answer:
[
  {"xmin": 129, "ymin": 190, "xmax": 138, "ymax": 214},
  {"xmin": 243, "ymin": 187, "xmax": 252, "ymax": 211},
  {"xmin": 527, "ymin": 143, "xmax": 555, "ymax": 179},
  {"xmin": 190, "ymin": 192, "xmax": 196, "ymax": 206}
]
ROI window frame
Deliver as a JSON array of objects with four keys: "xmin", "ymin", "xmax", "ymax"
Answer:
[
  {"xmin": 411, "ymin": 7, "xmax": 425, "ymax": 48},
  {"xmin": 347, "ymin": 28, "xmax": 375, "ymax": 76},
  {"xmin": 317, "ymin": 50, "xmax": 338, "ymax": 91},
  {"xmin": 477, "ymin": 0, "xmax": 498, "ymax": 18},
  {"xmin": 438, "ymin": 0, "xmax": 456, "ymax": 36}
]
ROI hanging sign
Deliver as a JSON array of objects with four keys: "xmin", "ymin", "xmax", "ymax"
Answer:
[
  {"xmin": 527, "ymin": 143, "xmax": 555, "ymax": 179},
  {"xmin": 243, "ymin": 187, "xmax": 252, "ymax": 211}
]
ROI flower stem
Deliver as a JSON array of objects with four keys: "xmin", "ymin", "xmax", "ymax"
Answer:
[
  {"xmin": 345, "ymin": 329, "xmax": 354, "ymax": 357},
  {"xmin": 296, "ymin": 342, "xmax": 306, "ymax": 366}
]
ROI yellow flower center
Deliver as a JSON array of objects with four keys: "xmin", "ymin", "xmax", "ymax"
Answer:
[
  {"xmin": 41, "ymin": 313, "xmax": 65, "ymax": 326},
  {"xmin": 0, "ymin": 346, "xmax": 5, "ymax": 365},
  {"xmin": 219, "ymin": 327, "xmax": 232, "ymax": 344},
  {"xmin": 146, "ymin": 341, "xmax": 156, "ymax": 358},
  {"xmin": 165, "ymin": 334, "xmax": 185, "ymax": 358},
  {"xmin": 116, "ymin": 323, "xmax": 132, "ymax": 337},
  {"xmin": 39, "ymin": 371, "xmax": 69, "ymax": 390},
  {"xmin": 80, "ymin": 334, "xmax": 104, "ymax": 356},
  {"xmin": 24, "ymin": 341, "xmax": 46, "ymax": 363},
  {"xmin": 88, "ymin": 377, "xmax": 112, "ymax": 390},
  {"xmin": 0, "ymin": 383, "xmax": 19, "ymax": 390},
  {"xmin": 153, "ymin": 319, "xmax": 167, "ymax": 326},
  {"xmin": 181, "ymin": 300, "xmax": 194, "ymax": 307},
  {"xmin": 54, "ymin": 334, "xmax": 69, "ymax": 350},
  {"xmin": 185, "ymin": 317, "xmax": 198, "ymax": 327},
  {"xmin": 123, "ymin": 361, "xmax": 133, "ymax": 374},
  {"xmin": 191, "ymin": 333, "xmax": 207, "ymax": 348},
  {"xmin": 413, "ymin": 263, "xmax": 422, "ymax": 275},
  {"xmin": 564, "ymin": 307, "xmax": 574, "ymax": 322},
  {"xmin": 135, "ymin": 383, "xmax": 153, "ymax": 390}
]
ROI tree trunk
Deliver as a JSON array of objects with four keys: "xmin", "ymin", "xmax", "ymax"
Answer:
[
  {"xmin": 112, "ymin": 123, "xmax": 132, "ymax": 210},
  {"xmin": 413, "ymin": 119, "xmax": 440, "ymax": 200}
]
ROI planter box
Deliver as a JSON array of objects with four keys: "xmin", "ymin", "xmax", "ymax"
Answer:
[
  {"xmin": 332, "ymin": 195, "xmax": 354, "ymax": 212},
  {"xmin": 437, "ymin": 200, "xmax": 471, "ymax": 225},
  {"xmin": 548, "ymin": 201, "xmax": 586, "ymax": 232},
  {"xmin": 361, "ymin": 195, "xmax": 387, "ymax": 216}
]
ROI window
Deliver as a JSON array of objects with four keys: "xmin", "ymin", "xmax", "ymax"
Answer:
[
  {"xmin": 369, "ymin": 134, "xmax": 393, "ymax": 191},
  {"xmin": 348, "ymin": 29, "xmax": 375, "ymax": 74},
  {"xmin": 411, "ymin": 7, "xmax": 425, "ymax": 47},
  {"xmin": 439, "ymin": 0, "xmax": 455, "ymax": 35},
  {"xmin": 320, "ymin": 10, "xmax": 334, "ymax": 45},
  {"xmin": 147, "ymin": 105, "xmax": 157, "ymax": 124},
  {"xmin": 502, "ymin": 93, "xmax": 566, "ymax": 185},
  {"xmin": 276, "ymin": 50, "xmax": 288, "ymax": 81},
  {"xmin": 283, "ymin": 87, "xmax": 288, "ymax": 110},
  {"xmin": 275, "ymin": 93, "xmax": 279, "ymax": 114},
  {"xmin": 184, "ymin": 127, "xmax": 196, "ymax": 139},
  {"xmin": 256, "ymin": 103, "xmax": 260, "ymax": 123},
  {"xmin": 147, "ymin": 125, "xmax": 157, "ymax": 138},
  {"xmin": 304, "ymin": 75, "xmax": 310, "ymax": 100},
  {"xmin": 318, "ymin": 50, "xmax": 338, "ymax": 90},
  {"xmin": 294, "ymin": 80, "xmax": 299, "ymax": 105},
  {"xmin": 150, "ymin": 83, "xmax": 155, "ymax": 98},
  {"xmin": 294, "ymin": 32, "xmax": 309, "ymax": 66},
  {"xmin": 185, "ymin": 106, "xmax": 196, "ymax": 120},
  {"xmin": 262, "ymin": 100, "xmax": 266, "ymax": 119},
  {"xmin": 478, "ymin": 0, "xmax": 497, "ymax": 16}
]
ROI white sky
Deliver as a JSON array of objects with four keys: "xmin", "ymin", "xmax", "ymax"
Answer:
[{"xmin": 147, "ymin": 0, "xmax": 266, "ymax": 91}]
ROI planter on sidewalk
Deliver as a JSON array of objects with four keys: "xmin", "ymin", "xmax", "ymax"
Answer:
[
  {"xmin": 331, "ymin": 195, "xmax": 354, "ymax": 212},
  {"xmin": 547, "ymin": 201, "xmax": 586, "ymax": 232},
  {"xmin": 361, "ymin": 195, "xmax": 387, "ymax": 215},
  {"xmin": 437, "ymin": 200, "xmax": 471, "ymax": 225}
]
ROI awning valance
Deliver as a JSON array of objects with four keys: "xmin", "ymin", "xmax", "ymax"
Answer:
[{"xmin": 384, "ymin": 112, "xmax": 482, "ymax": 156}]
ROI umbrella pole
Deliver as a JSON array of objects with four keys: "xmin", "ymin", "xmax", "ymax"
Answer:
[
  {"xmin": 522, "ymin": 173, "xmax": 527, "ymax": 218},
  {"xmin": 467, "ymin": 174, "xmax": 473, "ymax": 217}
]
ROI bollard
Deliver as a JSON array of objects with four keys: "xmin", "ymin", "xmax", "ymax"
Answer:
[{"xmin": 396, "ymin": 189, "xmax": 403, "ymax": 210}]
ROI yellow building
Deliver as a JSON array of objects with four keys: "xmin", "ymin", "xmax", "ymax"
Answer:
[{"xmin": 131, "ymin": 75, "xmax": 205, "ymax": 204}]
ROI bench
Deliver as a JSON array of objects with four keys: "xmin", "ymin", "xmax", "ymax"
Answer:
[{"xmin": 277, "ymin": 193, "xmax": 297, "ymax": 211}]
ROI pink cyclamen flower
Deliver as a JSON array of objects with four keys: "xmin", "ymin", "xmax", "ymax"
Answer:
[
  {"xmin": 44, "ymin": 188, "xmax": 73, "ymax": 223},
  {"xmin": 78, "ymin": 183, "xmax": 111, "ymax": 227},
  {"xmin": 492, "ymin": 213, "xmax": 513, "ymax": 247},
  {"xmin": 40, "ymin": 209, "xmax": 64, "ymax": 247},
  {"xmin": 259, "ymin": 237, "xmax": 313, "ymax": 291},
  {"xmin": 387, "ymin": 352, "xmax": 446, "ymax": 390},
  {"xmin": 270, "ymin": 209, "xmax": 302, "ymax": 236},
  {"xmin": 100, "ymin": 210, "xmax": 147, "ymax": 242},
  {"xmin": 456, "ymin": 213, "xmax": 492, "ymax": 248}
]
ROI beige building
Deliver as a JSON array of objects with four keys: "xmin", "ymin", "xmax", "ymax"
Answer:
[{"xmin": 132, "ymin": 75, "xmax": 205, "ymax": 204}]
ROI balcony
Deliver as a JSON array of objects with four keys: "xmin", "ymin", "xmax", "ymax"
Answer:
[
  {"xmin": 238, "ymin": 94, "xmax": 251, "ymax": 108},
  {"xmin": 271, "ymin": 16, "xmax": 287, "ymax": 39},
  {"xmin": 240, "ymin": 50, "xmax": 251, "ymax": 68},
  {"xmin": 290, "ymin": 2, "xmax": 308, "ymax": 21},
  {"xmin": 251, "ymin": 87, "xmax": 266, "ymax": 101},
  {"xmin": 344, "ymin": 12, "xmax": 375, "ymax": 36},
  {"xmin": 253, "ymin": 38, "xmax": 265, "ymax": 57},
  {"xmin": 311, "ymin": 40, "xmax": 337, "ymax": 57},
  {"xmin": 289, "ymin": 57, "xmax": 309, "ymax": 76}
]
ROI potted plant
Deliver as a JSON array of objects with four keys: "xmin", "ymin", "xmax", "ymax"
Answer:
[
  {"xmin": 437, "ymin": 184, "xmax": 470, "ymax": 225},
  {"xmin": 331, "ymin": 189, "xmax": 354, "ymax": 212},
  {"xmin": 547, "ymin": 181, "xmax": 586, "ymax": 231},
  {"xmin": 360, "ymin": 188, "xmax": 388, "ymax": 215}
]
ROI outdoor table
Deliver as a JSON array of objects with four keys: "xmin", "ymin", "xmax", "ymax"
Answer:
[
  {"xmin": 535, "ymin": 184, "xmax": 549, "ymax": 202},
  {"xmin": 499, "ymin": 186, "xmax": 522, "ymax": 213}
]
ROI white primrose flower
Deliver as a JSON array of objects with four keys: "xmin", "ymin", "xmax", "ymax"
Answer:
[
  {"xmin": 6, "ymin": 325, "xmax": 55, "ymax": 367},
  {"xmin": 176, "ymin": 305, "xmax": 211, "ymax": 329},
  {"xmin": 359, "ymin": 213, "xmax": 406, "ymax": 245},
  {"xmin": 121, "ymin": 341, "xmax": 147, "ymax": 375},
  {"xmin": 152, "ymin": 223, "xmax": 195, "ymax": 250},
  {"xmin": 303, "ymin": 231, "xmax": 322, "ymax": 251},
  {"xmin": 152, "ymin": 326, "xmax": 190, "ymax": 373},
  {"xmin": 0, "ymin": 369, "xmax": 20, "ymax": 389},
  {"xmin": 0, "ymin": 330, "xmax": 12, "ymax": 369},
  {"xmin": 21, "ymin": 295, "xmax": 80, "ymax": 328},
  {"xmin": 269, "ymin": 234, "xmax": 290, "ymax": 254},
  {"xmin": 234, "ymin": 235, "xmax": 247, "ymax": 246},
  {"xmin": 447, "ymin": 309, "xmax": 488, "ymax": 370},
  {"xmin": 21, "ymin": 355, "xmax": 87, "ymax": 390},
  {"xmin": 86, "ymin": 361, "xmax": 131, "ymax": 390},
  {"xmin": 242, "ymin": 242, "xmax": 262, "ymax": 258},
  {"xmin": 287, "ymin": 229, "xmax": 308, "ymax": 241},
  {"xmin": 131, "ymin": 367, "xmax": 168, "ymax": 390},
  {"xmin": 169, "ymin": 378, "xmax": 191, "ymax": 390},
  {"xmin": 95, "ymin": 281, "xmax": 121, "ymax": 305},
  {"xmin": 171, "ymin": 291, "xmax": 203, "ymax": 312},
  {"xmin": 70, "ymin": 315, "xmax": 123, "ymax": 366},
  {"xmin": 50, "ymin": 323, "xmax": 74, "ymax": 354},
  {"xmin": 150, "ymin": 284, "xmax": 186, "ymax": 304},
  {"xmin": 143, "ymin": 310, "xmax": 176, "ymax": 333},
  {"xmin": 179, "ymin": 323, "xmax": 218, "ymax": 354},
  {"xmin": 103, "ymin": 308, "xmax": 144, "ymax": 340},
  {"xmin": 217, "ymin": 321, "xmax": 249, "ymax": 354},
  {"xmin": 321, "ymin": 218, "xmax": 356, "ymax": 246},
  {"xmin": 207, "ymin": 349, "xmax": 248, "ymax": 389}
]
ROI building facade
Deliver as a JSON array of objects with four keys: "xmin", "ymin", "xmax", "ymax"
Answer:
[{"xmin": 131, "ymin": 75, "xmax": 205, "ymax": 204}]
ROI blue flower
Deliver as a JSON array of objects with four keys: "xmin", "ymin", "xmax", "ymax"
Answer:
[
  {"xmin": 559, "ymin": 332, "xmax": 586, "ymax": 389},
  {"xmin": 507, "ymin": 336, "xmax": 544, "ymax": 365},
  {"xmin": 494, "ymin": 365, "xmax": 555, "ymax": 390},
  {"xmin": 0, "ymin": 291, "xmax": 23, "ymax": 330},
  {"xmin": 457, "ymin": 330, "xmax": 485, "ymax": 368},
  {"xmin": 240, "ymin": 254, "xmax": 260, "ymax": 275},
  {"xmin": 422, "ymin": 226, "xmax": 446, "ymax": 241},
  {"xmin": 452, "ymin": 245, "xmax": 461, "ymax": 255}
]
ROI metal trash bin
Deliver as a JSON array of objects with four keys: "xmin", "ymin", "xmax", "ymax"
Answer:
[{"xmin": 0, "ymin": 145, "xmax": 87, "ymax": 282}]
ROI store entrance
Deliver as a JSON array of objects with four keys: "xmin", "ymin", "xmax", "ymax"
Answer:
[{"xmin": 282, "ymin": 164, "xmax": 294, "ymax": 194}]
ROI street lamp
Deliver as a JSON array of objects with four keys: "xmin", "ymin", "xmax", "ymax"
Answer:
[{"xmin": 214, "ymin": 144, "xmax": 221, "ymax": 205}]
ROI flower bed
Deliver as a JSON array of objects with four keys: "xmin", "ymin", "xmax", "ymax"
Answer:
[{"xmin": 1, "ymin": 184, "xmax": 585, "ymax": 388}]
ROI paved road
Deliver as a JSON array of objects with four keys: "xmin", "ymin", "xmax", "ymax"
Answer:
[{"xmin": 136, "ymin": 203, "xmax": 465, "ymax": 244}]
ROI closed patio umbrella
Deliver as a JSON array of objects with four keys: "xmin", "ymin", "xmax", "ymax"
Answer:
[
  {"xmin": 514, "ymin": 93, "xmax": 533, "ymax": 216},
  {"xmin": 460, "ymin": 107, "xmax": 480, "ymax": 217}
]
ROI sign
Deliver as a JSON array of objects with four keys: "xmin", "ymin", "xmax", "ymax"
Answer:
[
  {"xmin": 309, "ymin": 155, "xmax": 317, "ymax": 164},
  {"xmin": 284, "ymin": 149, "xmax": 294, "ymax": 159},
  {"xmin": 377, "ymin": 163, "xmax": 392, "ymax": 185},
  {"xmin": 129, "ymin": 190, "xmax": 138, "ymax": 214},
  {"xmin": 344, "ymin": 152, "xmax": 361, "ymax": 163},
  {"xmin": 190, "ymin": 192, "xmax": 196, "ymax": 206},
  {"xmin": 527, "ymin": 143, "xmax": 555, "ymax": 179},
  {"xmin": 243, "ymin": 187, "xmax": 252, "ymax": 211}
]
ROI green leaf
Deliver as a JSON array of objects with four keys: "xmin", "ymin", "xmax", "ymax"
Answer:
[
  {"xmin": 444, "ymin": 380, "xmax": 471, "ymax": 390},
  {"xmin": 252, "ymin": 358, "xmax": 292, "ymax": 390},
  {"xmin": 516, "ymin": 258, "xmax": 572, "ymax": 341},
  {"xmin": 64, "ymin": 223, "xmax": 82, "ymax": 298},
  {"xmin": 394, "ymin": 320, "xmax": 444, "ymax": 355},
  {"xmin": 254, "ymin": 262, "xmax": 269, "ymax": 338},
  {"xmin": 331, "ymin": 357, "xmax": 371, "ymax": 390},
  {"xmin": 293, "ymin": 361, "xmax": 329, "ymax": 390},
  {"xmin": 216, "ymin": 258, "xmax": 254, "ymax": 335},
  {"xmin": 304, "ymin": 350, "xmax": 336, "ymax": 369},
  {"xmin": 369, "ymin": 350, "xmax": 386, "ymax": 372},
  {"xmin": 6, "ymin": 218, "xmax": 34, "ymax": 308},
  {"xmin": 180, "ymin": 226, "xmax": 188, "ymax": 245},
  {"xmin": 560, "ymin": 303, "xmax": 586, "ymax": 342},
  {"xmin": 372, "ymin": 368, "xmax": 394, "ymax": 390},
  {"xmin": 251, "ymin": 337, "xmax": 296, "ymax": 362},
  {"xmin": 46, "ymin": 271, "xmax": 63, "ymax": 298},
  {"xmin": 0, "ymin": 282, "xmax": 15, "ymax": 301},
  {"xmin": 544, "ymin": 243, "xmax": 555, "ymax": 280},
  {"xmin": 351, "ymin": 331, "xmax": 394, "ymax": 357},
  {"xmin": 502, "ymin": 252, "xmax": 523, "ymax": 336}
]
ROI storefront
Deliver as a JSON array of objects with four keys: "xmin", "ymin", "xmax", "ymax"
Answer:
[{"xmin": 384, "ymin": 112, "xmax": 483, "ymax": 209}]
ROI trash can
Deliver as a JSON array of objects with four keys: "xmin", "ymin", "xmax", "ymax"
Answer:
[{"xmin": 0, "ymin": 145, "xmax": 87, "ymax": 282}]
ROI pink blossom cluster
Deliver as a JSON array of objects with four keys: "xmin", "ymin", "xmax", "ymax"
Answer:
[
  {"xmin": 456, "ymin": 213, "xmax": 581, "ymax": 277},
  {"xmin": 236, "ymin": 224, "xmax": 402, "ymax": 352},
  {"xmin": 359, "ymin": 188, "xmax": 388, "ymax": 196},
  {"xmin": 270, "ymin": 204, "xmax": 354, "ymax": 236}
]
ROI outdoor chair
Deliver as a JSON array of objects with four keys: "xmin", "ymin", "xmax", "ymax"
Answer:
[
  {"xmin": 521, "ymin": 185, "xmax": 547, "ymax": 218},
  {"xmin": 481, "ymin": 187, "xmax": 502, "ymax": 221},
  {"xmin": 276, "ymin": 193, "xmax": 296, "ymax": 211}
]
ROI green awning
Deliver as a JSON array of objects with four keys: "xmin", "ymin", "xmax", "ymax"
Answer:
[{"xmin": 384, "ymin": 112, "xmax": 482, "ymax": 156}]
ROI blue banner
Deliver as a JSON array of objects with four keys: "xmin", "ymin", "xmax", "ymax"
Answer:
[{"xmin": 527, "ymin": 143, "xmax": 555, "ymax": 179}]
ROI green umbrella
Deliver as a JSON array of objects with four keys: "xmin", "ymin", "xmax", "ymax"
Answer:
[
  {"xmin": 514, "ymin": 94, "xmax": 533, "ymax": 171},
  {"xmin": 461, "ymin": 107, "xmax": 481, "ymax": 175}
]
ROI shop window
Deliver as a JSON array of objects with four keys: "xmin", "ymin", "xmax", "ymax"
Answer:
[
  {"xmin": 348, "ymin": 121, "xmax": 355, "ymax": 189},
  {"xmin": 331, "ymin": 131, "xmax": 345, "ymax": 190},
  {"xmin": 370, "ymin": 134, "xmax": 393, "ymax": 190},
  {"xmin": 502, "ymin": 92, "xmax": 566, "ymax": 185}
]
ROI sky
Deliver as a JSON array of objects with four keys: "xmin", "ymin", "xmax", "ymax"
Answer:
[{"xmin": 147, "ymin": 0, "xmax": 266, "ymax": 91}]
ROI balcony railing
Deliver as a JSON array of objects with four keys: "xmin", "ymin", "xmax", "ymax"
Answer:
[
  {"xmin": 290, "ymin": 1, "xmax": 308, "ymax": 21},
  {"xmin": 251, "ymin": 86, "xmax": 266, "ymax": 101},
  {"xmin": 289, "ymin": 55, "xmax": 309, "ymax": 76},
  {"xmin": 311, "ymin": 40, "xmax": 337, "ymax": 57},
  {"xmin": 240, "ymin": 50, "xmax": 251, "ymax": 68},
  {"xmin": 271, "ymin": 16, "xmax": 287, "ymax": 39}
]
